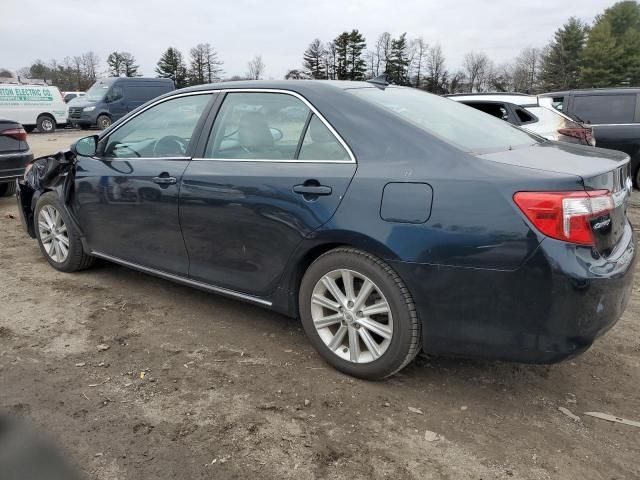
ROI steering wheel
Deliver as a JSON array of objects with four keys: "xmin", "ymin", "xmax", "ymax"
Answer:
[{"xmin": 153, "ymin": 135, "xmax": 188, "ymax": 157}]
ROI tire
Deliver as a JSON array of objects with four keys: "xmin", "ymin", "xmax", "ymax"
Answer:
[
  {"xmin": 299, "ymin": 247, "xmax": 421, "ymax": 380},
  {"xmin": 96, "ymin": 115, "xmax": 112, "ymax": 130},
  {"xmin": 635, "ymin": 167, "xmax": 640, "ymax": 190},
  {"xmin": 34, "ymin": 192, "xmax": 95, "ymax": 272},
  {"xmin": 37, "ymin": 115, "xmax": 56, "ymax": 133},
  {"xmin": 24, "ymin": 125, "xmax": 35, "ymax": 133},
  {"xmin": 0, "ymin": 181, "xmax": 17, "ymax": 197}
]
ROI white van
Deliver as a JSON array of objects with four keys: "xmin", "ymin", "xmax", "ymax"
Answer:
[{"xmin": 0, "ymin": 83, "xmax": 68, "ymax": 133}]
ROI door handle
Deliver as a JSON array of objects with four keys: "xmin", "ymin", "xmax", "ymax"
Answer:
[
  {"xmin": 152, "ymin": 174, "xmax": 177, "ymax": 185},
  {"xmin": 293, "ymin": 184, "xmax": 332, "ymax": 196}
]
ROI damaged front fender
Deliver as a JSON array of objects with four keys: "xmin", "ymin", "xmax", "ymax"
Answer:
[{"xmin": 16, "ymin": 150, "xmax": 77, "ymax": 239}]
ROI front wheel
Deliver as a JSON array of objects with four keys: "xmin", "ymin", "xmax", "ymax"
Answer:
[
  {"xmin": 299, "ymin": 248, "xmax": 421, "ymax": 380},
  {"xmin": 35, "ymin": 192, "xmax": 95, "ymax": 272},
  {"xmin": 96, "ymin": 115, "xmax": 112, "ymax": 129}
]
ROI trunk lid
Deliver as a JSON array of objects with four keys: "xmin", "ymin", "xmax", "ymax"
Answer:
[{"xmin": 483, "ymin": 141, "xmax": 632, "ymax": 256}]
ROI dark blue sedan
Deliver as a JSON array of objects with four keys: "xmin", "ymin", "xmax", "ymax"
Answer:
[{"xmin": 16, "ymin": 80, "xmax": 637, "ymax": 379}]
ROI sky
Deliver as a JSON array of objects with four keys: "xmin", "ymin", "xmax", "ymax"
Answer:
[{"xmin": 1, "ymin": 0, "xmax": 618, "ymax": 80}]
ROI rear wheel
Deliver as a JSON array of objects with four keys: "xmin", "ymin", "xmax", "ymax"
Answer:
[
  {"xmin": 35, "ymin": 192, "xmax": 95, "ymax": 272},
  {"xmin": 0, "ymin": 182, "xmax": 17, "ymax": 197},
  {"xmin": 96, "ymin": 115, "xmax": 112, "ymax": 129},
  {"xmin": 37, "ymin": 115, "xmax": 56, "ymax": 133},
  {"xmin": 299, "ymin": 247, "xmax": 421, "ymax": 379},
  {"xmin": 635, "ymin": 167, "xmax": 640, "ymax": 189}
]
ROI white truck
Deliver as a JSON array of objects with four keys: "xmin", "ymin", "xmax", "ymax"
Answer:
[{"xmin": 0, "ymin": 82, "xmax": 68, "ymax": 133}]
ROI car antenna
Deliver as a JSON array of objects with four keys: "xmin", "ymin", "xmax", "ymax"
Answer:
[{"xmin": 366, "ymin": 74, "xmax": 390, "ymax": 89}]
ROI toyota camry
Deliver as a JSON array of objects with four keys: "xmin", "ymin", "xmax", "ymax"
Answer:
[{"xmin": 16, "ymin": 79, "xmax": 637, "ymax": 379}]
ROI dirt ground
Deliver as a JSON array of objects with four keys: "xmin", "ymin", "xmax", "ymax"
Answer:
[{"xmin": 1, "ymin": 131, "xmax": 639, "ymax": 480}]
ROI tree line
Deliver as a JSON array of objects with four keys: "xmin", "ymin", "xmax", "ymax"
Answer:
[
  {"xmin": 4, "ymin": 44, "xmax": 268, "ymax": 92},
  {"xmin": 3, "ymin": 1, "xmax": 638, "ymax": 94},
  {"xmin": 289, "ymin": 0, "xmax": 640, "ymax": 94}
]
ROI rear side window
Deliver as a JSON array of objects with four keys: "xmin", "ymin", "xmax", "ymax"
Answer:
[
  {"xmin": 514, "ymin": 107, "xmax": 536, "ymax": 124},
  {"xmin": 462, "ymin": 102, "xmax": 511, "ymax": 122},
  {"xmin": 298, "ymin": 115, "xmax": 349, "ymax": 161},
  {"xmin": 572, "ymin": 94, "xmax": 636, "ymax": 124},
  {"xmin": 551, "ymin": 96, "xmax": 565, "ymax": 112},
  {"xmin": 351, "ymin": 87, "xmax": 539, "ymax": 153}
]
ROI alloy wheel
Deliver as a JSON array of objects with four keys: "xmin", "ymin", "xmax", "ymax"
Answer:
[
  {"xmin": 38, "ymin": 205, "xmax": 69, "ymax": 263},
  {"xmin": 311, "ymin": 269, "xmax": 393, "ymax": 363}
]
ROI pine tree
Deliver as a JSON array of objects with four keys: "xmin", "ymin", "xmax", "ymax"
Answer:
[
  {"xmin": 303, "ymin": 39, "xmax": 327, "ymax": 79},
  {"xmin": 155, "ymin": 47, "xmax": 188, "ymax": 88},
  {"xmin": 540, "ymin": 18, "xmax": 588, "ymax": 90},
  {"xmin": 347, "ymin": 30, "xmax": 367, "ymax": 80},
  {"xmin": 333, "ymin": 33, "xmax": 350, "ymax": 80},
  {"xmin": 121, "ymin": 52, "xmax": 139, "ymax": 77},
  {"xmin": 581, "ymin": 1, "xmax": 640, "ymax": 87},
  {"xmin": 385, "ymin": 33, "xmax": 410, "ymax": 85},
  {"xmin": 107, "ymin": 52, "xmax": 124, "ymax": 77}
]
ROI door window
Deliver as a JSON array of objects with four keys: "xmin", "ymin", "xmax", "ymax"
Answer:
[
  {"xmin": 572, "ymin": 94, "xmax": 636, "ymax": 124},
  {"xmin": 298, "ymin": 115, "xmax": 349, "ymax": 161},
  {"xmin": 106, "ymin": 86, "xmax": 123, "ymax": 103},
  {"xmin": 462, "ymin": 102, "xmax": 511, "ymax": 122},
  {"xmin": 205, "ymin": 92, "xmax": 311, "ymax": 160},
  {"xmin": 102, "ymin": 94, "xmax": 212, "ymax": 158}
]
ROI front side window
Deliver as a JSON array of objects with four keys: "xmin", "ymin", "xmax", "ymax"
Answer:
[
  {"xmin": 572, "ymin": 94, "xmax": 636, "ymax": 124},
  {"xmin": 350, "ymin": 87, "xmax": 539, "ymax": 153},
  {"xmin": 102, "ymin": 94, "xmax": 211, "ymax": 158},
  {"xmin": 205, "ymin": 92, "xmax": 311, "ymax": 160}
]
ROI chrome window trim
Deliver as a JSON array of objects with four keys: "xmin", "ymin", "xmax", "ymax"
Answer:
[
  {"xmin": 589, "ymin": 123, "xmax": 639, "ymax": 127},
  {"xmin": 102, "ymin": 88, "xmax": 356, "ymax": 164},
  {"xmin": 90, "ymin": 251, "xmax": 272, "ymax": 307}
]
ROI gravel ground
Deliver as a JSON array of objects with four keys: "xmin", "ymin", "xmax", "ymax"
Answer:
[{"xmin": 0, "ymin": 131, "xmax": 639, "ymax": 479}]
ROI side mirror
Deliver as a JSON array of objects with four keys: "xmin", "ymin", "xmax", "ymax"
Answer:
[{"xmin": 72, "ymin": 135, "xmax": 98, "ymax": 157}]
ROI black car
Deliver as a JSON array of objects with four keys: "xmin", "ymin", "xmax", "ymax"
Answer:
[
  {"xmin": 16, "ymin": 80, "xmax": 637, "ymax": 379},
  {"xmin": 541, "ymin": 88, "xmax": 640, "ymax": 187},
  {"xmin": 0, "ymin": 118, "xmax": 32, "ymax": 197}
]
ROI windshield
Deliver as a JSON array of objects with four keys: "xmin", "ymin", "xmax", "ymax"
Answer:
[
  {"xmin": 349, "ymin": 87, "xmax": 541, "ymax": 153},
  {"xmin": 85, "ymin": 82, "xmax": 111, "ymax": 101}
]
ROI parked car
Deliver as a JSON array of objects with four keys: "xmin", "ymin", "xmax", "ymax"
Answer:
[
  {"xmin": 447, "ymin": 93, "xmax": 595, "ymax": 146},
  {"xmin": 67, "ymin": 77, "xmax": 174, "ymax": 130},
  {"xmin": 540, "ymin": 88, "xmax": 640, "ymax": 187},
  {"xmin": 0, "ymin": 118, "xmax": 33, "ymax": 196},
  {"xmin": 0, "ymin": 83, "xmax": 67, "ymax": 133},
  {"xmin": 16, "ymin": 80, "xmax": 636, "ymax": 379},
  {"xmin": 62, "ymin": 91, "xmax": 86, "ymax": 103}
]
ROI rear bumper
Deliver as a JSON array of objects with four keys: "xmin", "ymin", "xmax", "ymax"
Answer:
[
  {"xmin": 0, "ymin": 150, "xmax": 33, "ymax": 182},
  {"xmin": 392, "ymin": 223, "xmax": 637, "ymax": 363}
]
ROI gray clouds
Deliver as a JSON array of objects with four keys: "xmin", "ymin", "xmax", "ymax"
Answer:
[{"xmin": 1, "ymin": 0, "xmax": 616, "ymax": 79}]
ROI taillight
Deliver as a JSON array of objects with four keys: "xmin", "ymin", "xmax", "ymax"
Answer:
[
  {"xmin": 1, "ymin": 128, "xmax": 27, "ymax": 142},
  {"xmin": 513, "ymin": 190, "xmax": 614, "ymax": 245},
  {"xmin": 558, "ymin": 127, "xmax": 594, "ymax": 146}
]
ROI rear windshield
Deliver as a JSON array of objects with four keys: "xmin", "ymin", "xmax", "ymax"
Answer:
[{"xmin": 349, "ymin": 87, "xmax": 540, "ymax": 153}]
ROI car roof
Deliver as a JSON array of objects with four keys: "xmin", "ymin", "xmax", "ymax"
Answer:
[
  {"xmin": 446, "ymin": 93, "xmax": 539, "ymax": 106},
  {"xmin": 176, "ymin": 79, "xmax": 380, "ymax": 95},
  {"xmin": 540, "ymin": 87, "xmax": 640, "ymax": 96}
]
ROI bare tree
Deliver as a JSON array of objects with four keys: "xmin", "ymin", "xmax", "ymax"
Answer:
[
  {"xmin": 247, "ymin": 55, "xmax": 266, "ymax": 80},
  {"xmin": 511, "ymin": 47, "xmax": 542, "ymax": 93},
  {"xmin": 424, "ymin": 44, "xmax": 447, "ymax": 93},
  {"xmin": 81, "ymin": 51, "xmax": 100, "ymax": 83},
  {"xmin": 463, "ymin": 51, "xmax": 493, "ymax": 92},
  {"xmin": 410, "ymin": 38, "xmax": 428, "ymax": 88}
]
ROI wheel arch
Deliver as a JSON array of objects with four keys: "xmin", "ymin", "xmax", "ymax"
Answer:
[{"xmin": 274, "ymin": 230, "xmax": 403, "ymax": 317}]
